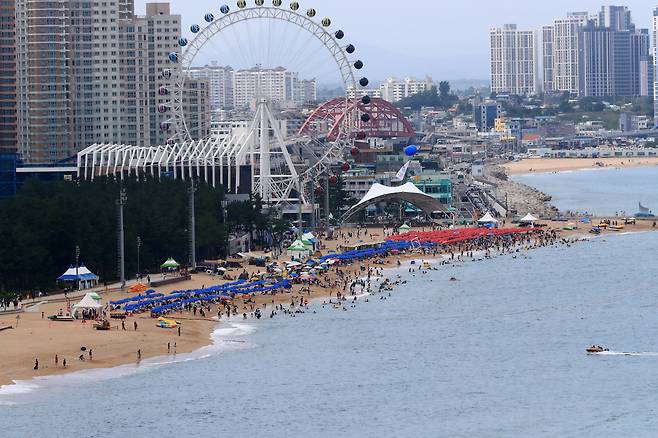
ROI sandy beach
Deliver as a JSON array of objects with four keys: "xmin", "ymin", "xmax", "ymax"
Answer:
[
  {"xmin": 503, "ymin": 157, "xmax": 658, "ymax": 176},
  {"xmin": 1, "ymin": 220, "xmax": 655, "ymax": 388}
]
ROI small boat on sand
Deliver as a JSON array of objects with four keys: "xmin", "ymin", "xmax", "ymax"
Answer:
[{"xmin": 586, "ymin": 345, "xmax": 609, "ymax": 354}]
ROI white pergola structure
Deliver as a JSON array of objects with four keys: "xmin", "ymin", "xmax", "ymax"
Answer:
[{"xmin": 77, "ymin": 99, "xmax": 304, "ymax": 204}]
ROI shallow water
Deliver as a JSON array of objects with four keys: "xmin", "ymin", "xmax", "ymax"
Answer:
[
  {"xmin": 513, "ymin": 166, "xmax": 658, "ymax": 216},
  {"xmin": 2, "ymin": 232, "xmax": 658, "ymax": 437}
]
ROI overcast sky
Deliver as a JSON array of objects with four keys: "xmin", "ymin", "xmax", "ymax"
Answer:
[{"xmin": 135, "ymin": 0, "xmax": 655, "ymax": 82}]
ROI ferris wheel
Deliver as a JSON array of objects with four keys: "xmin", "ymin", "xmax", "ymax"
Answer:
[{"xmin": 160, "ymin": 0, "xmax": 371, "ymax": 205}]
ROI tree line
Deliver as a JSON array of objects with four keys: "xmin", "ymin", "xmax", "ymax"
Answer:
[{"xmin": 0, "ymin": 177, "xmax": 284, "ymax": 294}]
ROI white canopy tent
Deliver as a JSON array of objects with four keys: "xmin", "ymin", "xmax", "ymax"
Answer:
[
  {"xmin": 72, "ymin": 293, "xmax": 103, "ymax": 319},
  {"xmin": 478, "ymin": 212, "xmax": 499, "ymax": 224},
  {"xmin": 520, "ymin": 213, "xmax": 538, "ymax": 225},
  {"xmin": 341, "ymin": 183, "xmax": 445, "ymax": 223}
]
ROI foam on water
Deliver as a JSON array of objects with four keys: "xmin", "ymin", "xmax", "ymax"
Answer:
[{"xmin": 0, "ymin": 321, "xmax": 256, "ymax": 405}]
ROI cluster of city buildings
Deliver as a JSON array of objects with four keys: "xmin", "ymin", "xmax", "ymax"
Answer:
[
  {"xmin": 490, "ymin": 5, "xmax": 657, "ymax": 108},
  {"xmin": 347, "ymin": 76, "xmax": 434, "ymax": 103},
  {"xmin": 189, "ymin": 63, "xmax": 317, "ymax": 110}
]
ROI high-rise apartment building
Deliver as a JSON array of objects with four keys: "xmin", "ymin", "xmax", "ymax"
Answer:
[
  {"xmin": 653, "ymin": 6, "xmax": 658, "ymax": 126},
  {"xmin": 580, "ymin": 7, "xmax": 650, "ymax": 98},
  {"xmin": 543, "ymin": 7, "xmax": 650, "ymax": 98},
  {"xmin": 0, "ymin": 0, "xmax": 17, "ymax": 197},
  {"xmin": 490, "ymin": 24, "xmax": 538, "ymax": 96},
  {"xmin": 16, "ymin": 0, "xmax": 73, "ymax": 163},
  {"xmin": 15, "ymin": 1, "xmax": 208, "ymax": 164},
  {"xmin": 542, "ymin": 26, "xmax": 555, "ymax": 93},
  {"xmin": 347, "ymin": 76, "xmax": 433, "ymax": 103},
  {"xmin": 0, "ymin": 0, "xmax": 16, "ymax": 155},
  {"xmin": 189, "ymin": 64, "xmax": 235, "ymax": 110},
  {"xmin": 232, "ymin": 66, "xmax": 316, "ymax": 108},
  {"xmin": 544, "ymin": 12, "xmax": 591, "ymax": 95}
]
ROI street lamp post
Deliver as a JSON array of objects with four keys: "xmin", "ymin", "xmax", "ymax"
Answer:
[
  {"xmin": 136, "ymin": 236, "xmax": 141, "ymax": 278},
  {"xmin": 116, "ymin": 187, "xmax": 127, "ymax": 289},
  {"xmin": 188, "ymin": 180, "xmax": 197, "ymax": 269},
  {"xmin": 221, "ymin": 199, "xmax": 229, "ymax": 259},
  {"xmin": 75, "ymin": 245, "xmax": 80, "ymax": 291}
]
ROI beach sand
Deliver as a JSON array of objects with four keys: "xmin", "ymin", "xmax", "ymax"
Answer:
[
  {"xmin": 503, "ymin": 157, "xmax": 658, "ymax": 176},
  {"xmin": 1, "ymin": 221, "xmax": 655, "ymax": 387}
]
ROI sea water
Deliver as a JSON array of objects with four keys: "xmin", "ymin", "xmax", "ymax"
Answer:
[
  {"xmin": 3, "ymin": 172, "xmax": 658, "ymax": 437},
  {"xmin": 513, "ymin": 166, "xmax": 658, "ymax": 216}
]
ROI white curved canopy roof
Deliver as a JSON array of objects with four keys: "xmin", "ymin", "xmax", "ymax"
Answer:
[{"xmin": 341, "ymin": 183, "xmax": 445, "ymax": 223}]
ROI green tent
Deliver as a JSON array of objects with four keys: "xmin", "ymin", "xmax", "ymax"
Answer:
[
  {"xmin": 399, "ymin": 223, "xmax": 411, "ymax": 230},
  {"xmin": 287, "ymin": 240, "xmax": 307, "ymax": 251},
  {"xmin": 89, "ymin": 292, "xmax": 102, "ymax": 301},
  {"xmin": 161, "ymin": 257, "xmax": 180, "ymax": 269}
]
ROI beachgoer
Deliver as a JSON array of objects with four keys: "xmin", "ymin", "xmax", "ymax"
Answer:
[
  {"xmin": 134, "ymin": 320, "xmax": 138, "ymax": 331},
  {"xmin": 137, "ymin": 349, "xmax": 141, "ymax": 360},
  {"xmin": 89, "ymin": 349, "xmax": 92, "ymax": 361},
  {"xmin": 121, "ymin": 320, "xmax": 126, "ymax": 330},
  {"xmin": 167, "ymin": 342, "xmax": 171, "ymax": 353},
  {"xmin": 177, "ymin": 326, "xmax": 181, "ymax": 337},
  {"xmin": 34, "ymin": 359, "xmax": 38, "ymax": 370},
  {"xmin": 62, "ymin": 358, "xmax": 66, "ymax": 368},
  {"xmin": 55, "ymin": 354, "xmax": 58, "ymax": 365}
]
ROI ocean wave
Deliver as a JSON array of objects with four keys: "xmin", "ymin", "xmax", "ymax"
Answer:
[{"xmin": 0, "ymin": 321, "xmax": 257, "ymax": 404}]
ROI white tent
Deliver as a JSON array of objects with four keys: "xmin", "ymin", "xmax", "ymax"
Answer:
[
  {"xmin": 72, "ymin": 292, "xmax": 103, "ymax": 318},
  {"xmin": 341, "ymin": 183, "xmax": 445, "ymax": 223},
  {"xmin": 478, "ymin": 212, "xmax": 498, "ymax": 224},
  {"xmin": 520, "ymin": 213, "xmax": 538, "ymax": 224},
  {"xmin": 287, "ymin": 240, "xmax": 311, "ymax": 262}
]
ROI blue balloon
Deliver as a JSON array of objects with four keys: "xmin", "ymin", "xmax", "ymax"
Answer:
[{"xmin": 404, "ymin": 145, "xmax": 418, "ymax": 157}]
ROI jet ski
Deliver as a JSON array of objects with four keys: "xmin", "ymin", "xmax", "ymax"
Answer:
[{"xmin": 586, "ymin": 345, "xmax": 609, "ymax": 354}]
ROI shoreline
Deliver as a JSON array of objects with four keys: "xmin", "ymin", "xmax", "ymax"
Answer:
[
  {"xmin": 2, "ymin": 223, "xmax": 655, "ymax": 394},
  {"xmin": 502, "ymin": 157, "xmax": 658, "ymax": 176}
]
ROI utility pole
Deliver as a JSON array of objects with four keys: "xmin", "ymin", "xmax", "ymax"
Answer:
[
  {"xmin": 188, "ymin": 179, "xmax": 197, "ymax": 269},
  {"xmin": 324, "ymin": 174, "xmax": 330, "ymax": 237},
  {"xmin": 75, "ymin": 245, "xmax": 80, "ymax": 291},
  {"xmin": 297, "ymin": 179, "xmax": 303, "ymax": 238},
  {"xmin": 116, "ymin": 186, "xmax": 127, "ymax": 289},
  {"xmin": 221, "ymin": 199, "xmax": 229, "ymax": 259},
  {"xmin": 310, "ymin": 182, "xmax": 316, "ymax": 231},
  {"xmin": 136, "ymin": 236, "xmax": 141, "ymax": 277}
]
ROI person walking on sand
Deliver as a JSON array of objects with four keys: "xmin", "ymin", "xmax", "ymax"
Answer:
[
  {"xmin": 178, "ymin": 326, "xmax": 181, "ymax": 337},
  {"xmin": 62, "ymin": 358, "xmax": 66, "ymax": 368},
  {"xmin": 89, "ymin": 349, "xmax": 93, "ymax": 361},
  {"xmin": 55, "ymin": 354, "xmax": 58, "ymax": 365},
  {"xmin": 137, "ymin": 349, "xmax": 141, "ymax": 360},
  {"xmin": 121, "ymin": 320, "xmax": 126, "ymax": 330},
  {"xmin": 134, "ymin": 320, "xmax": 138, "ymax": 331},
  {"xmin": 34, "ymin": 359, "xmax": 39, "ymax": 370},
  {"xmin": 167, "ymin": 342, "xmax": 170, "ymax": 353}
]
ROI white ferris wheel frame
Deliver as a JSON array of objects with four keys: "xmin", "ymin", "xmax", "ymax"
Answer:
[{"xmin": 168, "ymin": 5, "xmax": 361, "ymax": 186}]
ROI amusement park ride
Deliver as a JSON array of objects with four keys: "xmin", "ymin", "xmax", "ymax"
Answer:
[{"xmin": 77, "ymin": 1, "xmax": 413, "ymax": 213}]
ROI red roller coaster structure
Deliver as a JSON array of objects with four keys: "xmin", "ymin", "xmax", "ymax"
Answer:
[{"xmin": 298, "ymin": 97, "xmax": 415, "ymax": 141}]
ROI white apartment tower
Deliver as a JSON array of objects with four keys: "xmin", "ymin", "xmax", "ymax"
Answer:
[
  {"xmin": 189, "ymin": 64, "xmax": 235, "ymax": 110},
  {"xmin": 543, "ymin": 12, "xmax": 592, "ymax": 95},
  {"xmin": 348, "ymin": 76, "xmax": 433, "ymax": 103},
  {"xmin": 232, "ymin": 66, "xmax": 316, "ymax": 108},
  {"xmin": 490, "ymin": 24, "xmax": 538, "ymax": 96},
  {"xmin": 654, "ymin": 6, "xmax": 658, "ymax": 126}
]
